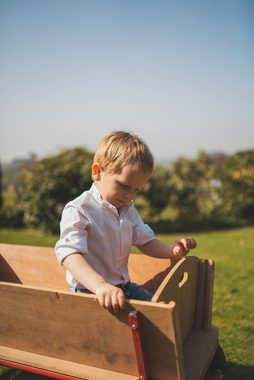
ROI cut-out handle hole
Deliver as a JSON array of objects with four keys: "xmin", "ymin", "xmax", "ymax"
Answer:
[{"xmin": 179, "ymin": 272, "xmax": 188, "ymax": 288}]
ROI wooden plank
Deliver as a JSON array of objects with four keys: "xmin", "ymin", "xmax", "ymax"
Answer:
[
  {"xmin": 194, "ymin": 260, "xmax": 206, "ymax": 330},
  {"xmin": 0, "ymin": 244, "xmax": 68, "ymax": 290},
  {"xmin": 0, "ymin": 282, "xmax": 182, "ymax": 380},
  {"xmin": 203, "ymin": 259, "xmax": 214, "ymax": 330},
  {"xmin": 0, "ymin": 244, "xmax": 175, "ymax": 294},
  {"xmin": 194, "ymin": 260, "xmax": 215, "ymax": 330},
  {"xmin": 183, "ymin": 327, "xmax": 218, "ymax": 380},
  {"xmin": 151, "ymin": 256, "xmax": 200, "ymax": 342},
  {"xmin": 0, "ymin": 346, "xmax": 137, "ymax": 380}
]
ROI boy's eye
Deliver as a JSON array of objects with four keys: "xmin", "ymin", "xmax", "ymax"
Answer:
[
  {"xmin": 116, "ymin": 181, "xmax": 140, "ymax": 193},
  {"xmin": 120, "ymin": 184, "xmax": 129, "ymax": 190}
]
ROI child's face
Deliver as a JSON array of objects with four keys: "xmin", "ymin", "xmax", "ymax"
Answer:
[{"xmin": 95, "ymin": 165, "xmax": 150, "ymax": 209}]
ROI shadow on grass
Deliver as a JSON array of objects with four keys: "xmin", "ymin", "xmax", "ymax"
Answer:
[
  {"xmin": 225, "ymin": 362, "xmax": 254, "ymax": 380},
  {"xmin": 0, "ymin": 367, "xmax": 51, "ymax": 380}
]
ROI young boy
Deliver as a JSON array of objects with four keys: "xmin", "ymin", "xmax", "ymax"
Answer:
[{"xmin": 55, "ymin": 131, "xmax": 197, "ymax": 311}]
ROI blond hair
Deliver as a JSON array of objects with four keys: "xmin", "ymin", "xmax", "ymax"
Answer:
[{"xmin": 93, "ymin": 131, "xmax": 154, "ymax": 174}]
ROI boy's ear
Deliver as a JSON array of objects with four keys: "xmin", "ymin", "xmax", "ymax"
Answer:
[{"xmin": 92, "ymin": 162, "xmax": 102, "ymax": 180}]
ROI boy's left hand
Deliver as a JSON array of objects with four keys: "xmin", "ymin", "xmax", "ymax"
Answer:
[{"xmin": 173, "ymin": 237, "xmax": 197, "ymax": 257}]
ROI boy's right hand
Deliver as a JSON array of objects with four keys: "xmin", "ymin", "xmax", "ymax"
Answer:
[
  {"xmin": 173, "ymin": 237, "xmax": 197, "ymax": 257},
  {"xmin": 95, "ymin": 283, "xmax": 125, "ymax": 312}
]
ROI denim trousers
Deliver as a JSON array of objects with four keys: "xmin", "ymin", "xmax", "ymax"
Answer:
[{"xmin": 72, "ymin": 281, "xmax": 153, "ymax": 301}]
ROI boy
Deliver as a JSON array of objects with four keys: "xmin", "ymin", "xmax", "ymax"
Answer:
[{"xmin": 55, "ymin": 131, "xmax": 197, "ymax": 311}]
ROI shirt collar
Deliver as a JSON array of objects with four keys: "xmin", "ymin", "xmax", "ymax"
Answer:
[
  {"xmin": 89, "ymin": 182, "xmax": 133, "ymax": 215},
  {"xmin": 89, "ymin": 183, "xmax": 103, "ymax": 204}
]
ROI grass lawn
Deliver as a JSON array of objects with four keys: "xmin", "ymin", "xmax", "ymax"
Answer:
[
  {"xmin": 0, "ymin": 226, "xmax": 254, "ymax": 379},
  {"xmin": 0, "ymin": 228, "xmax": 58, "ymax": 247}
]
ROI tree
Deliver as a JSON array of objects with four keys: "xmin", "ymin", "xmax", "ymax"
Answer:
[
  {"xmin": 168, "ymin": 151, "xmax": 224, "ymax": 225},
  {"xmin": 17, "ymin": 148, "xmax": 93, "ymax": 233},
  {"xmin": 0, "ymin": 161, "xmax": 2, "ymax": 209},
  {"xmin": 219, "ymin": 150, "xmax": 254, "ymax": 223},
  {"xmin": 139, "ymin": 164, "xmax": 171, "ymax": 218}
]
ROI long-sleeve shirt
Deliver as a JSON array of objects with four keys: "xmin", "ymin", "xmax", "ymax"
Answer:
[{"xmin": 55, "ymin": 183, "xmax": 155, "ymax": 289}]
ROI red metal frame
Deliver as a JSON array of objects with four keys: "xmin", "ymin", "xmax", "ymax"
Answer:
[
  {"xmin": 128, "ymin": 310, "xmax": 148, "ymax": 380},
  {"xmin": 0, "ymin": 359, "xmax": 82, "ymax": 380}
]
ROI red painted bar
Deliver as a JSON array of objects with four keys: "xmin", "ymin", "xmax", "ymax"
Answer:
[
  {"xmin": 128, "ymin": 310, "xmax": 148, "ymax": 380},
  {"xmin": 0, "ymin": 359, "xmax": 82, "ymax": 380}
]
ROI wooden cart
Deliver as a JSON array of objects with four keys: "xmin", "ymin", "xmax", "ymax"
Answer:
[{"xmin": 0, "ymin": 243, "xmax": 218, "ymax": 380}]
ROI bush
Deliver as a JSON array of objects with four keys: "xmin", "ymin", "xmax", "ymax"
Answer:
[
  {"xmin": 16, "ymin": 148, "xmax": 93, "ymax": 234},
  {"xmin": 0, "ymin": 186, "xmax": 24, "ymax": 228}
]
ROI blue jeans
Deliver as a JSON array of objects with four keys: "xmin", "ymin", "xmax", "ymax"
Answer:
[
  {"xmin": 73, "ymin": 281, "xmax": 153, "ymax": 301},
  {"xmin": 120, "ymin": 282, "xmax": 153, "ymax": 301}
]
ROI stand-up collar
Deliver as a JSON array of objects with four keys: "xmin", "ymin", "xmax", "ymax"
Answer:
[{"xmin": 89, "ymin": 182, "xmax": 133, "ymax": 215}]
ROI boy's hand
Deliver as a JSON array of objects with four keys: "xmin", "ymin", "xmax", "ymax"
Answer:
[
  {"xmin": 173, "ymin": 237, "xmax": 197, "ymax": 257},
  {"xmin": 95, "ymin": 283, "xmax": 125, "ymax": 312}
]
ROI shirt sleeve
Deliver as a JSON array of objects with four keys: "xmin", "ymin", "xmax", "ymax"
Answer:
[
  {"xmin": 55, "ymin": 204, "xmax": 89, "ymax": 264},
  {"xmin": 132, "ymin": 207, "xmax": 155, "ymax": 246}
]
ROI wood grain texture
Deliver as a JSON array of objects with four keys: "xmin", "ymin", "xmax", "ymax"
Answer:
[
  {"xmin": 0, "ymin": 243, "xmax": 177, "ymax": 293},
  {"xmin": 0, "ymin": 282, "xmax": 181, "ymax": 380},
  {"xmin": 183, "ymin": 327, "xmax": 218, "ymax": 380},
  {"xmin": 194, "ymin": 259, "xmax": 215, "ymax": 330},
  {"xmin": 152, "ymin": 256, "xmax": 200, "ymax": 342},
  {"xmin": 0, "ymin": 244, "xmax": 218, "ymax": 380},
  {"xmin": 0, "ymin": 346, "xmax": 138, "ymax": 380},
  {"xmin": 0, "ymin": 244, "xmax": 68, "ymax": 290}
]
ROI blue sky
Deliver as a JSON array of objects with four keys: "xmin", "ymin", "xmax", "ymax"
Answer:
[{"xmin": 1, "ymin": 0, "xmax": 253, "ymax": 163}]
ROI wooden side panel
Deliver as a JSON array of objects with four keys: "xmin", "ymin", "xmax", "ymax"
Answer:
[
  {"xmin": 183, "ymin": 327, "xmax": 218, "ymax": 380},
  {"xmin": 128, "ymin": 254, "xmax": 180, "ymax": 293},
  {"xmin": 151, "ymin": 256, "xmax": 200, "ymax": 342},
  {"xmin": 0, "ymin": 282, "xmax": 182, "ymax": 380},
  {"xmin": 0, "ymin": 244, "xmax": 176, "ymax": 294},
  {"xmin": 0, "ymin": 244, "xmax": 68, "ymax": 290},
  {"xmin": 195, "ymin": 259, "xmax": 214, "ymax": 330}
]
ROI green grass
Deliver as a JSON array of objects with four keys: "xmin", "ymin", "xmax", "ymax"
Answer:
[
  {"xmin": 0, "ymin": 228, "xmax": 58, "ymax": 247},
  {"xmin": 0, "ymin": 227, "xmax": 254, "ymax": 379},
  {"xmin": 155, "ymin": 227, "xmax": 254, "ymax": 379}
]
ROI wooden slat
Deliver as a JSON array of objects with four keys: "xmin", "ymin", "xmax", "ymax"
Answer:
[
  {"xmin": 151, "ymin": 256, "xmax": 200, "ymax": 342},
  {"xmin": 0, "ymin": 282, "xmax": 182, "ymax": 380},
  {"xmin": 195, "ymin": 260, "xmax": 206, "ymax": 330},
  {"xmin": 0, "ymin": 244, "xmax": 175, "ymax": 293},
  {"xmin": 0, "ymin": 346, "xmax": 137, "ymax": 380},
  {"xmin": 203, "ymin": 259, "xmax": 214, "ymax": 330},
  {"xmin": 194, "ymin": 259, "xmax": 215, "ymax": 330},
  {"xmin": 0, "ymin": 244, "xmax": 68, "ymax": 290}
]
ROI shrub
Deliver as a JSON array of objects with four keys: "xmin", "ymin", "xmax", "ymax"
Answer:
[{"xmin": 16, "ymin": 148, "xmax": 93, "ymax": 234}]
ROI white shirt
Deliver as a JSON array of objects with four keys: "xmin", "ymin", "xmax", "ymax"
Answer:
[{"xmin": 55, "ymin": 183, "xmax": 155, "ymax": 289}]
